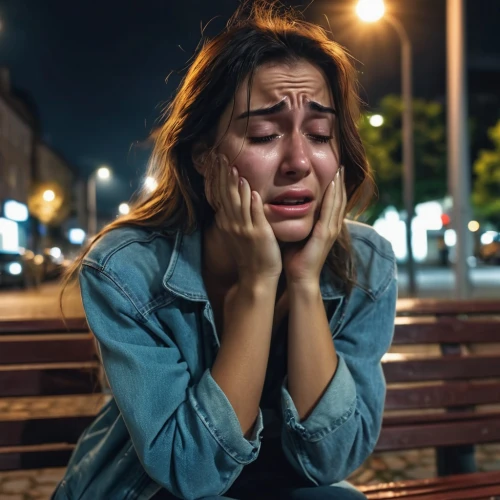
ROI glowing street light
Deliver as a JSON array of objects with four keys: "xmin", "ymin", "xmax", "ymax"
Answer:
[
  {"xmin": 468, "ymin": 221, "xmax": 479, "ymax": 233},
  {"xmin": 87, "ymin": 165, "xmax": 112, "ymax": 237},
  {"xmin": 356, "ymin": 0, "xmax": 385, "ymax": 23},
  {"xmin": 357, "ymin": 0, "xmax": 416, "ymax": 295},
  {"xmin": 144, "ymin": 176, "xmax": 158, "ymax": 192},
  {"xmin": 97, "ymin": 166, "xmax": 111, "ymax": 180},
  {"xmin": 43, "ymin": 190, "xmax": 56, "ymax": 202},
  {"xmin": 118, "ymin": 203, "xmax": 130, "ymax": 215},
  {"xmin": 369, "ymin": 114, "xmax": 384, "ymax": 127}
]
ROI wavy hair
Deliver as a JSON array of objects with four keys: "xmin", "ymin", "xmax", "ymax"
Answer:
[{"xmin": 61, "ymin": 0, "xmax": 375, "ymax": 308}]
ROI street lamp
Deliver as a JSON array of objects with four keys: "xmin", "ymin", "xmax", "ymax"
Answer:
[
  {"xmin": 118, "ymin": 203, "xmax": 130, "ymax": 215},
  {"xmin": 369, "ymin": 114, "xmax": 384, "ymax": 127},
  {"xmin": 87, "ymin": 166, "xmax": 111, "ymax": 237},
  {"xmin": 356, "ymin": 0, "xmax": 416, "ymax": 296},
  {"xmin": 43, "ymin": 190, "xmax": 56, "ymax": 202}
]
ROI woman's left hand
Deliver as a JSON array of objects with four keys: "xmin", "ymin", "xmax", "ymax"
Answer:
[{"xmin": 283, "ymin": 166, "xmax": 346, "ymax": 288}]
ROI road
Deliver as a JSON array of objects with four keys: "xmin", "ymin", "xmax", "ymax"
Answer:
[
  {"xmin": 0, "ymin": 266, "xmax": 498, "ymax": 320},
  {"xmin": 398, "ymin": 265, "xmax": 500, "ymax": 298}
]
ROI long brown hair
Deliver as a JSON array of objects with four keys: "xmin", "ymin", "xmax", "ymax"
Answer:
[{"xmin": 61, "ymin": 0, "xmax": 375, "ymax": 308}]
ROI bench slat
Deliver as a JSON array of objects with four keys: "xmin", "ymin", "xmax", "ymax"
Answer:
[
  {"xmin": 393, "ymin": 317, "xmax": 500, "ymax": 344},
  {"xmin": 360, "ymin": 470, "xmax": 500, "ymax": 499},
  {"xmin": 396, "ymin": 299, "xmax": 500, "ymax": 316},
  {"xmin": 0, "ymin": 335, "xmax": 96, "ymax": 365},
  {"xmin": 385, "ymin": 381, "xmax": 500, "ymax": 410},
  {"xmin": 0, "ymin": 366, "xmax": 101, "ymax": 397},
  {"xmin": 0, "ymin": 443, "xmax": 74, "ymax": 471},
  {"xmin": 383, "ymin": 355, "xmax": 500, "ymax": 383},
  {"xmin": 383, "ymin": 410, "xmax": 500, "ymax": 427},
  {"xmin": 376, "ymin": 416, "xmax": 500, "ymax": 451},
  {"xmin": 0, "ymin": 317, "xmax": 88, "ymax": 334},
  {"xmin": 366, "ymin": 483, "xmax": 500, "ymax": 500},
  {"xmin": 0, "ymin": 416, "xmax": 95, "ymax": 447}
]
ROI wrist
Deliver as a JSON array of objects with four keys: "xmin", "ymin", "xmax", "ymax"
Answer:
[{"xmin": 287, "ymin": 280, "xmax": 322, "ymax": 301}]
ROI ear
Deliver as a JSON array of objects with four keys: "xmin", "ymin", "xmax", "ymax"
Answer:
[{"xmin": 192, "ymin": 142, "xmax": 215, "ymax": 176}]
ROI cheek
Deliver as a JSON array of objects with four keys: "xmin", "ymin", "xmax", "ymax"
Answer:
[
  {"xmin": 313, "ymin": 151, "xmax": 339, "ymax": 193},
  {"xmin": 229, "ymin": 148, "xmax": 276, "ymax": 190}
]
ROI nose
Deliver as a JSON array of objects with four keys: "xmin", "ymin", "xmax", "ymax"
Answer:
[{"xmin": 279, "ymin": 131, "xmax": 312, "ymax": 179}]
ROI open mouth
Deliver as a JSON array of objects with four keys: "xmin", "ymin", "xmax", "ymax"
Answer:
[{"xmin": 270, "ymin": 197, "xmax": 312, "ymax": 206}]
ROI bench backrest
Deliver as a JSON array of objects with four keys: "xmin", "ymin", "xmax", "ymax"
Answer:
[
  {"xmin": 0, "ymin": 317, "xmax": 103, "ymax": 471},
  {"xmin": 378, "ymin": 299, "xmax": 500, "ymax": 452},
  {"xmin": 0, "ymin": 318, "xmax": 100, "ymax": 398}
]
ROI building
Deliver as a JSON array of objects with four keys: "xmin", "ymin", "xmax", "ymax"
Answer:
[
  {"xmin": 0, "ymin": 68, "xmax": 37, "ymax": 253},
  {"xmin": 32, "ymin": 143, "xmax": 81, "ymax": 253},
  {"xmin": 0, "ymin": 68, "xmax": 83, "ymax": 256}
]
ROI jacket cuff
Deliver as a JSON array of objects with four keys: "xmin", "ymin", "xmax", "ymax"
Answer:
[
  {"xmin": 190, "ymin": 368, "xmax": 263, "ymax": 463},
  {"xmin": 281, "ymin": 355, "xmax": 357, "ymax": 441}
]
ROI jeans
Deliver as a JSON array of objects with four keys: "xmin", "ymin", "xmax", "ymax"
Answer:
[
  {"xmin": 201, "ymin": 483, "xmax": 367, "ymax": 499},
  {"xmin": 153, "ymin": 437, "xmax": 367, "ymax": 500}
]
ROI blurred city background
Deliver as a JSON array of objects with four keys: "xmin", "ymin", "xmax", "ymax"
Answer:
[
  {"xmin": 0, "ymin": 1, "xmax": 499, "ymax": 498},
  {"xmin": 0, "ymin": 0, "xmax": 499, "ymax": 300}
]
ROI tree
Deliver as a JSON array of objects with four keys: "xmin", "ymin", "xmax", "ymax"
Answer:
[
  {"xmin": 358, "ymin": 95, "xmax": 447, "ymax": 224},
  {"xmin": 472, "ymin": 120, "xmax": 500, "ymax": 226}
]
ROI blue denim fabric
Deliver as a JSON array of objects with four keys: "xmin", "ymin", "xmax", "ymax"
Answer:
[{"xmin": 52, "ymin": 220, "xmax": 396, "ymax": 500}]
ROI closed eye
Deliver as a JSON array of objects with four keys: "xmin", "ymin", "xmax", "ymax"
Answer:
[
  {"xmin": 247, "ymin": 134, "xmax": 280, "ymax": 144},
  {"xmin": 247, "ymin": 134, "xmax": 333, "ymax": 144},
  {"xmin": 308, "ymin": 134, "xmax": 333, "ymax": 144}
]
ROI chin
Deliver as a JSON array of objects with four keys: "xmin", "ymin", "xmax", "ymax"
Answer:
[{"xmin": 271, "ymin": 220, "xmax": 314, "ymax": 243}]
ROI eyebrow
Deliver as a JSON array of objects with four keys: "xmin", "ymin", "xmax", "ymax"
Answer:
[{"xmin": 236, "ymin": 100, "xmax": 337, "ymax": 120}]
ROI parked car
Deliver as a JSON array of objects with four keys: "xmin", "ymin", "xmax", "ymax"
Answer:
[
  {"xmin": 0, "ymin": 251, "xmax": 27, "ymax": 288},
  {"xmin": 481, "ymin": 233, "xmax": 500, "ymax": 264}
]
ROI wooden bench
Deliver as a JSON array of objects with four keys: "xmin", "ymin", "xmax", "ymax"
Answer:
[
  {"xmin": 0, "ymin": 318, "xmax": 103, "ymax": 470},
  {"xmin": 3, "ymin": 299, "xmax": 500, "ymax": 499},
  {"xmin": 359, "ymin": 298, "xmax": 500, "ymax": 499}
]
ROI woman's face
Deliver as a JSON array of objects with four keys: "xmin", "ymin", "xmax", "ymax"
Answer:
[{"xmin": 214, "ymin": 59, "xmax": 340, "ymax": 243}]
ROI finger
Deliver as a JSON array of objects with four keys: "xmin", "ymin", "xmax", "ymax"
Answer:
[
  {"xmin": 227, "ymin": 166, "xmax": 243, "ymax": 222},
  {"xmin": 319, "ymin": 177, "xmax": 335, "ymax": 229},
  {"xmin": 330, "ymin": 167, "xmax": 343, "ymax": 231},
  {"xmin": 239, "ymin": 177, "xmax": 252, "ymax": 228},
  {"xmin": 337, "ymin": 166, "xmax": 347, "ymax": 229},
  {"xmin": 250, "ymin": 191, "xmax": 268, "ymax": 229}
]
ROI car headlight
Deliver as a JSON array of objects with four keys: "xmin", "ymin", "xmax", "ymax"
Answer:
[{"xmin": 8, "ymin": 263, "xmax": 22, "ymax": 275}]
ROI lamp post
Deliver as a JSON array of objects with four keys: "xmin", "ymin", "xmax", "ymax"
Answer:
[
  {"xmin": 87, "ymin": 166, "xmax": 111, "ymax": 238},
  {"xmin": 356, "ymin": 0, "xmax": 416, "ymax": 296},
  {"xmin": 447, "ymin": 0, "xmax": 471, "ymax": 298}
]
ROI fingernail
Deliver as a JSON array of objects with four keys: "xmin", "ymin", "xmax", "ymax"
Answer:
[{"xmin": 232, "ymin": 167, "xmax": 238, "ymax": 176}]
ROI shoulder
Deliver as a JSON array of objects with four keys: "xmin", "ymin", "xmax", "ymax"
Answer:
[
  {"xmin": 81, "ymin": 226, "xmax": 178, "ymax": 311},
  {"xmin": 83, "ymin": 226, "xmax": 175, "ymax": 271},
  {"xmin": 345, "ymin": 220, "xmax": 397, "ymax": 300}
]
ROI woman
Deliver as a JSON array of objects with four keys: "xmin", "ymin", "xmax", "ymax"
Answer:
[{"xmin": 54, "ymin": 2, "xmax": 396, "ymax": 499}]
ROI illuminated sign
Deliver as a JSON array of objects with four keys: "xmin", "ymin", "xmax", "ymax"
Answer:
[
  {"xmin": 4, "ymin": 200, "xmax": 29, "ymax": 222},
  {"xmin": 69, "ymin": 228, "xmax": 86, "ymax": 244}
]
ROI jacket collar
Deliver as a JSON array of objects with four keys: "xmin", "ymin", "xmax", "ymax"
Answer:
[{"xmin": 163, "ymin": 229, "xmax": 345, "ymax": 302}]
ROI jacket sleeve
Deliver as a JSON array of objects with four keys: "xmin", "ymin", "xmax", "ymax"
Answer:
[
  {"xmin": 280, "ymin": 272, "xmax": 397, "ymax": 485},
  {"xmin": 80, "ymin": 263, "xmax": 263, "ymax": 500}
]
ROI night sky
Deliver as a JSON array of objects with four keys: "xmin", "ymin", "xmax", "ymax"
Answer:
[{"xmin": 1, "ymin": 0, "xmax": 499, "ymax": 215}]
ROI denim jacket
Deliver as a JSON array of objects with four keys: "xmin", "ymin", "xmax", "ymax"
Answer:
[{"xmin": 53, "ymin": 220, "xmax": 397, "ymax": 500}]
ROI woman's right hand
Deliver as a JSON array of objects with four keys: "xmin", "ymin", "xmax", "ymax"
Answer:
[{"xmin": 210, "ymin": 154, "xmax": 282, "ymax": 284}]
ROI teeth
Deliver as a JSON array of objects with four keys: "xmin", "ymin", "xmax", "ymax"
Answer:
[{"xmin": 277, "ymin": 198, "xmax": 306, "ymax": 205}]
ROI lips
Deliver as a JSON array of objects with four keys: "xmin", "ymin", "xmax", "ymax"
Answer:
[{"xmin": 269, "ymin": 189, "xmax": 314, "ymax": 205}]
